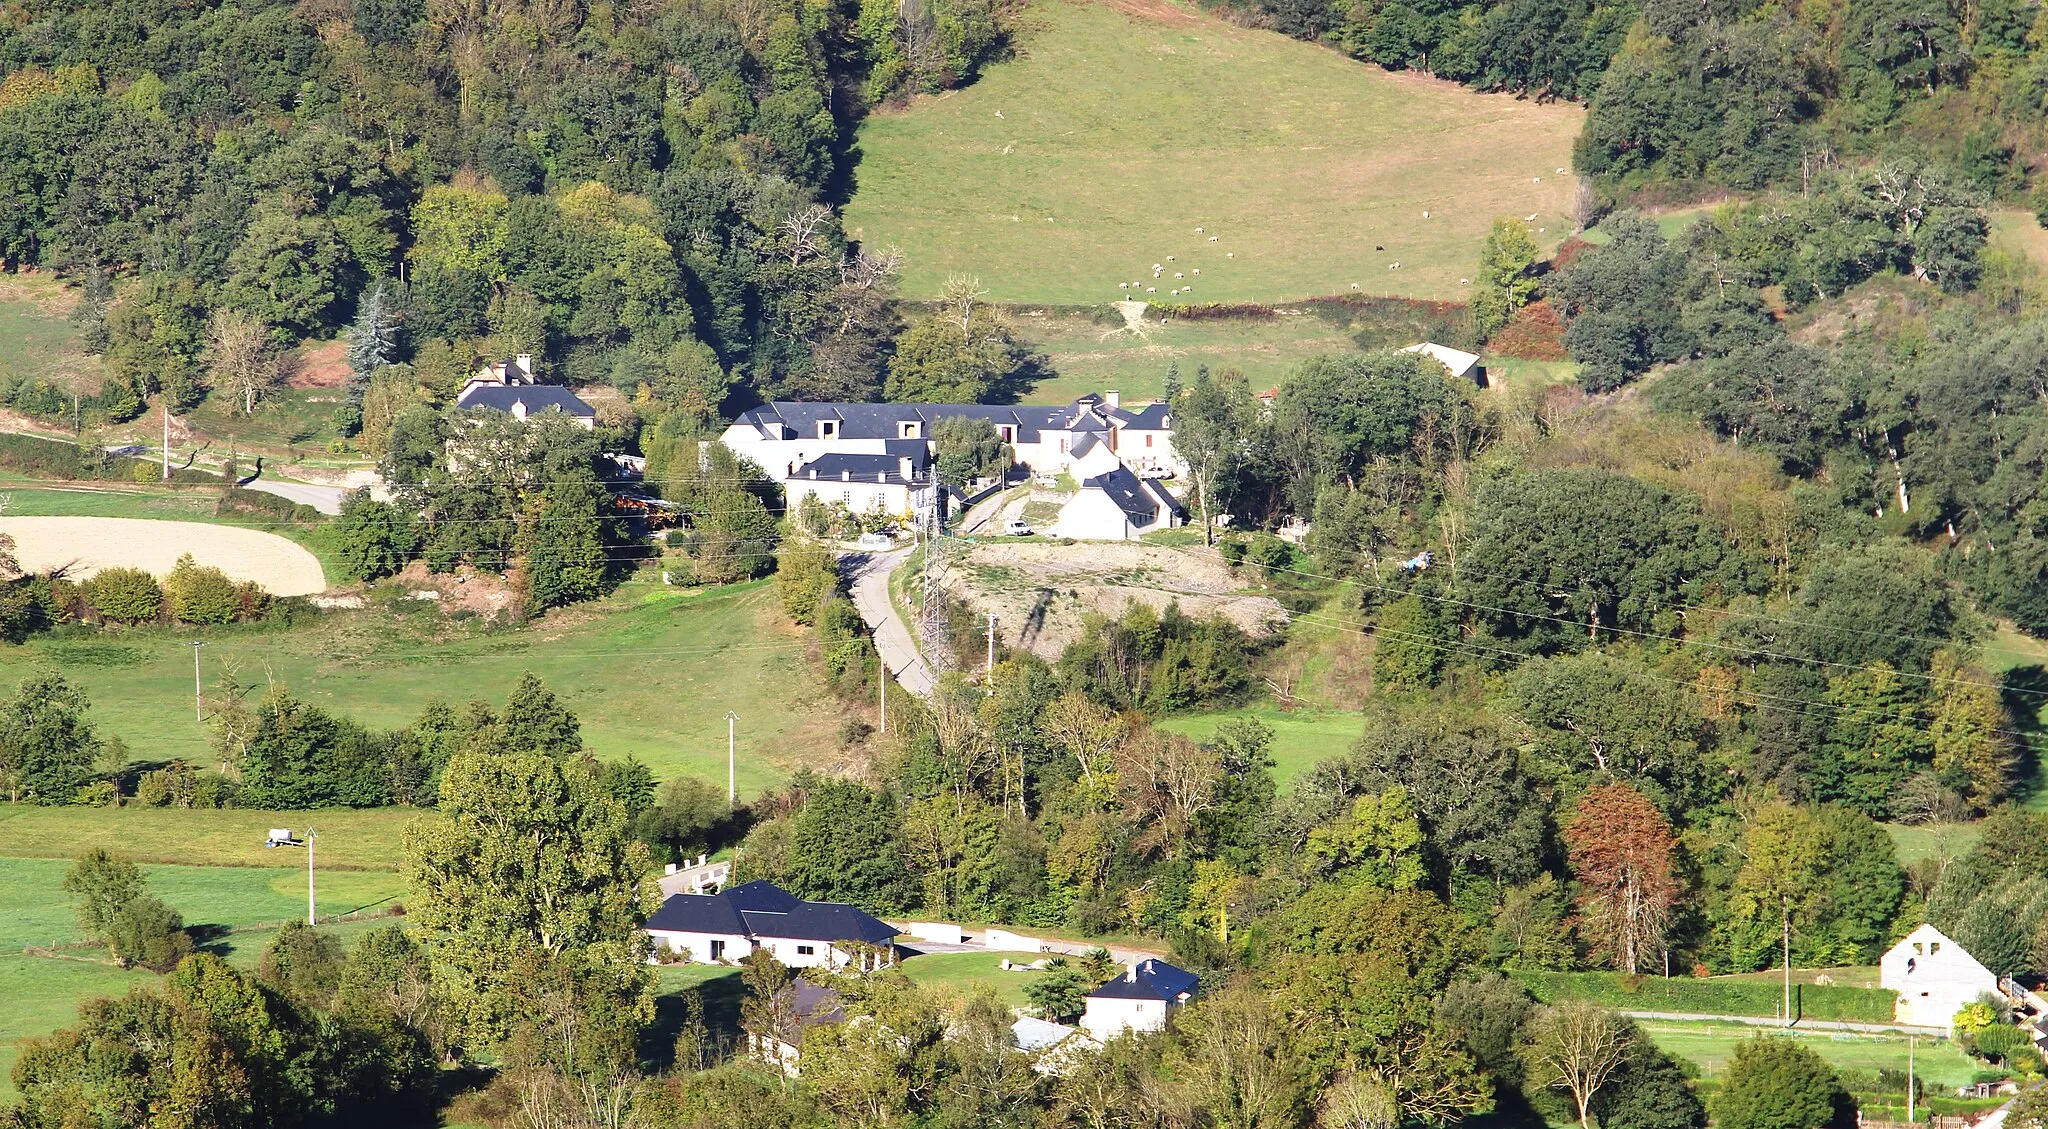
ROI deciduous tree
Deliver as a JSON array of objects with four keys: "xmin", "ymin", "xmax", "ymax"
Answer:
[{"xmin": 1564, "ymin": 784, "xmax": 1682, "ymax": 975}]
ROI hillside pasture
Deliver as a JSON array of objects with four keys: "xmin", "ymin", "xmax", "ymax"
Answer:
[
  {"xmin": 3, "ymin": 515, "xmax": 329, "ymax": 595},
  {"xmin": 843, "ymin": 0, "xmax": 1581, "ymax": 305},
  {"xmin": 0, "ymin": 578, "xmax": 842, "ymax": 789}
]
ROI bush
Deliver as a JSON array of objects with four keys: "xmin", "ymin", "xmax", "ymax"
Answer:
[
  {"xmin": 332, "ymin": 495, "xmax": 415, "ymax": 581},
  {"xmin": 106, "ymin": 894, "xmax": 192, "ymax": 971},
  {"xmin": 0, "ymin": 432, "xmax": 86, "ymax": 478},
  {"xmin": 134, "ymin": 762, "xmax": 198, "ymax": 808},
  {"xmin": 73, "ymin": 780, "xmax": 117, "ymax": 807},
  {"xmin": 85, "ymin": 567, "xmax": 163, "ymax": 624},
  {"xmin": 216, "ymin": 487, "xmax": 322, "ymax": 524},
  {"xmin": 163, "ymin": 554, "xmax": 243, "ymax": 624}
]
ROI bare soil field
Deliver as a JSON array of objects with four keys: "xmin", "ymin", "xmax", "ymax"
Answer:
[
  {"xmin": 1, "ymin": 516, "xmax": 328, "ymax": 595},
  {"xmin": 950, "ymin": 539, "xmax": 1285, "ymax": 658}
]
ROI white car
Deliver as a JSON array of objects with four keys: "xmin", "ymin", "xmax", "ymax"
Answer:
[
  {"xmin": 1004, "ymin": 518, "xmax": 1034, "ymax": 536},
  {"xmin": 856, "ymin": 532, "xmax": 895, "ymax": 549},
  {"xmin": 1138, "ymin": 467, "xmax": 1175, "ymax": 480}
]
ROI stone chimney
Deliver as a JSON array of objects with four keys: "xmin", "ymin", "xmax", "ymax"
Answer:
[
  {"xmin": 1105, "ymin": 390, "xmax": 1120, "ymax": 410},
  {"xmin": 899, "ymin": 456, "xmax": 915, "ymax": 478},
  {"xmin": 515, "ymin": 353, "xmax": 534, "ymax": 382}
]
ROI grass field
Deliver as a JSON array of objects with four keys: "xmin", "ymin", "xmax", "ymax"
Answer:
[
  {"xmin": 0, "ymin": 576, "xmax": 841, "ymax": 789},
  {"xmin": 1157, "ymin": 706, "xmax": 1361, "ymax": 788},
  {"xmin": 1514, "ymin": 970, "xmax": 1899, "ymax": 1024},
  {"xmin": 900, "ymin": 951, "xmax": 1053, "ymax": 1008},
  {"xmin": 1638, "ymin": 1019, "xmax": 1977, "ymax": 1086},
  {"xmin": 843, "ymin": 0, "xmax": 1580, "ymax": 305},
  {"xmin": 0, "ymin": 807, "xmax": 417, "ymax": 870},
  {"xmin": 0, "ymin": 274, "xmax": 96, "ymax": 392}
]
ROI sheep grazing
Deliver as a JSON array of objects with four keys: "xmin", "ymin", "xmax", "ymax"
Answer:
[
  {"xmin": 1119, "ymin": 282, "xmax": 1129, "ymax": 289},
  {"xmin": 995, "ymin": 110, "xmax": 1005, "ymax": 118},
  {"xmin": 1167, "ymin": 256, "xmax": 1175, "ymax": 261},
  {"xmin": 1422, "ymin": 210, "xmax": 1430, "ymax": 218},
  {"xmin": 1557, "ymin": 167, "xmax": 1567, "ymax": 175},
  {"xmin": 1174, "ymin": 272, "xmax": 1183, "ymax": 279},
  {"xmin": 1146, "ymin": 287, "xmax": 1156, "ymax": 293},
  {"xmin": 1532, "ymin": 177, "xmax": 1541, "ymax": 183},
  {"xmin": 1191, "ymin": 269, "xmax": 1200, "ymax": 275},
  {"xmin": 1153, "ymin": 263, "xmax": 1162, "ymax": 271},
  {"xmin": 1208, "ymin": 236, "xmax": 1218, "ymax": 242},
  {"xmin": 1525, "ymin": 214, "xmax": 1537, "ymax": 221},
  {"xmin": 1350, "ymin": 283, "xmax": 1360, "ymax": 290},
  {"xmin": 1226, "ymin": 252, "xmax": 1235, "ymax": 259},
  {"xmin": 1195, "ymin": 226, "xmax": 1204, "ymax": 233},
  {"xmin": 1170, "ymin": 288, "xmax": 1179, "ymax": 295},
  {"xmin": 1459, "ymin": 278, "xmax": 1470, "ymax": 285}
]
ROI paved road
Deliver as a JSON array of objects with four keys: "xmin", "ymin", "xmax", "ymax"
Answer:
[
  {"xmin": 957, "ymin": 485, "xmax": 1023, "ymax": 536},
  {"xmin": 1621, "ymin": 1010, "xmax": 1946, "ymax": 1036},
  {"xmin": 241, "ymin": 478, "xmax": 347, "ymax": 515},
  {"xmin": 844, "ymin": 548, "xmax": 935, "ymax": 697}
]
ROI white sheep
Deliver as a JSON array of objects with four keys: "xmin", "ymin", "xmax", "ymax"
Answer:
[
  {"xmin": 995, "ymin": 110, "xmax": 1005, "ymax": 118},
  {"xmin": 1226, "ymin": 252, "xmax": 1235, "ymax": 259},
  {"xmin": 1459, "ymin": 278, "xmax": 1470, "ymax": 285},
  {"xmin": 1191, "ymin": 269, "xmax": 1200, "ymax": 275},
  {"xmin": 1208, "ymin": 236, "xmax": 1218, "ymax": 242},
  {"xmin": 1557, "ymin": 167, "xmax": 1567, "ymax": 175},
  {"xmin": 1170, "ymin": 288, "xmax": 1179, "ymax": 295},
  {"xmin": 1350, "ymin": 282, "xmax": 1360, "ymax": 290},
  {"xmin": 1195, "ymin": 226, "xmax": 1204, "ymax": 233},
  {"xmin": 1532, "ymin": 177, "xmax": 1541, "ymax": 183},
  {"xmin": 1174, "ymin": 272, "xmax": 1183, "ymax": 279},
  {"xmin": 1119, "ymin": 282, "xmax": 1129, "ymax": 289},
  {"xmin": 1539, "ymin": 228, "xmax": 1546, "ymax": 233},
  {"xmin": 1524, "ymin": 214, "xmax": 1538, "ymax": 221},
  {"xmin": 1422, "ymin": 210, "xmax": 1430, "ymax": 218},
  {"xmin": 1153, "ymin": 263, "xmax": 1162, "ymax": 271},
  {"xmin": 1146, "ymin": 287, "xmax": 1156, "ymax": 293}
]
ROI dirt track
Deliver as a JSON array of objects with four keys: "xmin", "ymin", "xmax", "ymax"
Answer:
[{"xmin": 1, "ymin": 517, "xmax": 328, "ymax": 596}]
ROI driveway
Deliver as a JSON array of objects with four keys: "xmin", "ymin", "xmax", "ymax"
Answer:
[
  {"xmin": 843, "ymin": 548, "xmax": 936, "ymax": 698},
  {"xmin": 240, "ymin": 478, "xmax": 348, "ymax": 515}
]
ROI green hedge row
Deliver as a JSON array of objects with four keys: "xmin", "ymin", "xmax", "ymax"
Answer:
[
  {"xmin": 0, "ymin": 432, "xmax": 219, "ymax": 484},
  {"xmin": 1513, "ymin": 970, "xmax": 1899, "ymax": 1024}
]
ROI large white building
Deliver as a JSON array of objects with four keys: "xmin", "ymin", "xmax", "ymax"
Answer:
[
  {"xmin": 1079, "ymin": 958, "xmax": 1199, "ymax": 1040},
  {"xmin": 719, "ymin": 393, "xmax": 1183, "ymax": 519},
  {"xmin": 643, "ymin": 879, "xmax": 899, "ymax": 970},
  {"xmin": 1882, "ymin": 923, "xmax": 1999, "ymax": 1031}
]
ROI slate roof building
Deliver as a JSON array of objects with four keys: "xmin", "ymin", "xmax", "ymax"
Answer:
[
  {"xmin": 1053, "ymin": 464, "xmax": 1186, "ymax": 540},
  {"xmin": 643, "ymin": 879, "xmax": 900, "ymax": 970},
  {"xmin": 719, "ymin": 392, "xmax": 1184, "ymax": 512},
  {"xmin": 454, "ymin": 383, "xmax": 598, "ymax": 427},
  {"xmin": 1080, "ymin": 959, "xmax": 1200, "ymax": 1039}
]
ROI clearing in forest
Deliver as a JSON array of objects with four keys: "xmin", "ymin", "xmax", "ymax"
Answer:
[{"xmin": 843, "ymin": 0, "xmax": 1583, "ymax": 304}]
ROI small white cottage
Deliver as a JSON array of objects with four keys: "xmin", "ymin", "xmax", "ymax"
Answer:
[
  {"xmin": 1079, "ymin": 958, "xmax": 1199, "ymax": 1040},
  {"xmin": 1881, "ymin": 923, "xmax": 1998, "ymax": 1031}
]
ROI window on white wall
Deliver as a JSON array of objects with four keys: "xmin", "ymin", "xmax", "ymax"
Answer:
[{"xmin": 797, "ymin": 945, "xmax": 815, "ymax": 956}]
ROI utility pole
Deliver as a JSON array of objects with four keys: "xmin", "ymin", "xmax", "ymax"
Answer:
[
  {"xmin": 725, "ymin": 711, "xmax": 739, "ymax": 809},
  {"xmin": 1907, "ymin": 1036, "xmax": 1916, "ymax": 1124},
  {"xmin": 985, "ymin": 614, "xmax": 998, "ymax": 674},
  {"xmin": 161, "ymin": 399, "xmax": 171, "ymax": 481},
  {"xmin": 875, "ymin": 635, "xmax": 887, "ymax": 734},
  {"xmin": 190, "ymin": 641, "xmax": 206, "ymax": 722},
  {"xmin": 306, "ymin": 827, "xmax": 316, "ymax": 926}
]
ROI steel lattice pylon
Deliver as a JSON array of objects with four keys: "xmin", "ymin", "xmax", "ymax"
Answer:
[{"xmin": 915, "ymin": 476, "xmax": 949, "ymax": 677}]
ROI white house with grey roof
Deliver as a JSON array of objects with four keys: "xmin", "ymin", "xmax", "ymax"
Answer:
[
  {"xmin": 454, "ymin": 350, "xmax": 597, "ymax": 428},
  {"xmin": 643, "ymin": 879, "xmax": 899, "ymax": 970},
  {"xmin": 1882, "ymin": 923, "xmax": 1999, "ymax": 1031},
  {"xmin": 1080, "ymin": 958, "xmax": 1199, "ymax": 1039},
  {"xmin": 719, "ymin": 392, "xmax": 1184, "ymax": 500}
]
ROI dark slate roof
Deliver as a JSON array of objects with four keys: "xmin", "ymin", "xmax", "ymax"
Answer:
[
  {"xmin": 1114, "ymin": 402, "xmax": 1172, "ymax": 430},
  {"xmin": 1145, "ymin": 477, "xmax": 1186, "ymax": 518},
  {"xmin": 457, "ymin": 384, "xmax": 596, "ymax": 418},
  {"xmin": 1069, "ymin": 432, "xmax": 1101, "ymax": 458},
  {"xmin": 732, "ymin": 398, "xmax": 1169, "ymax": 443},
  {"xmin": 794, "ymin": 453, "xmax": 918, "ymax": 483},
  {"xmin": 1083, "ymin": 467, "xmax": 1167, "ymax": 524},
  {"xmin": 790, "ymin": 979, "xmax": 845, "ymax": 1026},
  {"xmin": 644, "ymin": 880, "xmax": 898, "ymax": 946},
  {"xmin": 1089, "ymin": 959, "xmax": 1200, "ymax": 1002}
]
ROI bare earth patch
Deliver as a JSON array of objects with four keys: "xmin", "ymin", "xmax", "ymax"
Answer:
[
  {"xmin": 948, "ymin": 539, "xmax": 1286, "ymax": 659},
  {"xmin": 1, "ymin": 517, "xmax": 328, "ymax": 595},
  {"xmin": 288, "ymin": 340, "xmax": 351, "ymax": 388}
]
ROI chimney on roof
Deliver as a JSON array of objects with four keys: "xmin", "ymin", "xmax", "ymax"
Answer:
[
  {"xmin": 1105, "ymin": 390, "xmax": 1120, "ymax": 410},
  {"xmin": 841, "ymin": 470, "xmax": 851, "ymax": 482},
  {"xmin": 515, "ymin": 353, "xmax": 534, "ymax": 382},
  {"xmin": 899, "ymin": 457, "xmax": 914, "ymax": 478},
  {"xmin": 1126, "ymin": 962, "xmax": 1137, "ymax": 983}
]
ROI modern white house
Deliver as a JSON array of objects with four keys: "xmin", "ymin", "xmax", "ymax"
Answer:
[
  {"xmin": 750, "ymin": 977, "xmax": 847, "ymax": 1076},
  {"xmin": 1882, "ymin": 923, "xmax": 1998, "ymax": 1031},
  {"xmin": 643, "ymin": 879, "xmax": 900, "ymax": 970},
  {"xmin": 1079, "ymin": 958, "xmax": 1199, "ymax": 1040},
  {"xmin": 719, "ymin": 392, "xmax": 1184, "ymax": 492},
  {"xmin": 1053, "ymin": 465, "xmax": 1185, "ymax": 540},
  {"xmin": 1401, "ymin": 341, "xmax": 1485, "ymax": 386}
]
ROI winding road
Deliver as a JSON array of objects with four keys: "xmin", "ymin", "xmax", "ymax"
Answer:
[{"xmin": 844, "ymin": 547, "xmax": 936, "ymax": 698}]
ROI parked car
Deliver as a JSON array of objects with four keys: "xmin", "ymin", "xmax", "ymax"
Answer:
[
  {"xmin": 1005, "ymin": 518, "xmax": 1034, "ymax": 536},
  {"xmin": 1138, "ymin": 467, "xmax": 1175, "ymax": 480},
  {"xmin": 857, "ymin": 532, "xmax": 895, "ymax": 549}
]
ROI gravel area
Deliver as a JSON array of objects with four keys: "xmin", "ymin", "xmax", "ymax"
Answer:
[{"xmin": 2, "ymin": 516, "xmax": 328, "ymax": 595}]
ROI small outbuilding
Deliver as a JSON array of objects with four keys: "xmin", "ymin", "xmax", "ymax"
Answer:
[
  {"xmin": 1882, "ymin": 923, "xmax": 1998, "ymax": 1031},
  {"xmin": 1079, "ymin": 958, "xmax": 1199, "ymax": 1039},
  {"xmin": 1401, "ymin": 342, "xmax": 1485, "ymax": 387}
]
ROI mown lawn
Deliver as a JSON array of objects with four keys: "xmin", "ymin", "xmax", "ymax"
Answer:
[
  {"xmin": 1638, "ymin": 1019, "xmax": 1978, "ymax": 1089},
  {"xmin": 843, "ymin": 0, "xmax": 1580, "ymax": 305},
  {"xmin": 1157, "ymin": 707, "xmax": 1362, "ymax": 789},
  {"xmin": 0, "ymin": 577, "xmax": 842, "ymax": 790},
  {"xmin": 1514, "ymin": 970, "xmax": 1899, "ymax": 1024},
  {"xmin": 900, "ymin": 951, "xmax": 1053, "ymax": 1008}
]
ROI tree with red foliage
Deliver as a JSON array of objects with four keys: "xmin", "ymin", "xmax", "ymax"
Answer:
[{"xmin": 1564, "ymin": 784, "xmax": 1683, "ymax": 974}]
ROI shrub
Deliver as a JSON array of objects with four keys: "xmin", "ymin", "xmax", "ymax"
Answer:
[
  {"xmin": 134, "ymin": 762, "xmax": 198, "ymax": 807},
  {"xmin": 106, "ymin": 894, "xmax": 192, "ymax": 971},
  {"xmin": 73, "ymin": 780, "xmax": 117, "ymax": 807},
  {"xmin": 216, "ymin": 487, "xmax": 321, "ymax": 524},
  {"xmin": 332, "ymin": 495, "xmax": 416, "ymax": 581},
  {"xmin": 163, "ymin": 554, "xmax": 243, "ymax": 624},
  {"xmin": 0, "ymin": 433, "xmax": 85, "ymax": 478},
  {"xmin": 85, "ymin": 567, "xmax": 163, "ymax": 624}
]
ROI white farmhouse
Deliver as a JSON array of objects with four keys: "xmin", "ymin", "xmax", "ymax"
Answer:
[
  {"xmin": 1079, "ymin": 958, "xmax": 1199, "ymax": 1040},
  {"xmin": 1053, "ymin": 465, "xmax": 1185, "ymax": 541},
  {"xmin": 1882, "ymin": 923, "xmax": 1998, "ymax": 1031},
  {"xmin": 719, "ymin": 392, "xmax": 1185, "ymax": 491},
  {"xmin": 643, "ymin": 879, "xmax": 899, "ymax": 971}
]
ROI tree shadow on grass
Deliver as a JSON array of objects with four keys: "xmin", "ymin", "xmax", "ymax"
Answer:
[{"xmin": 641, "ymin": 968, "xmax": 747, "ymax": 1072}]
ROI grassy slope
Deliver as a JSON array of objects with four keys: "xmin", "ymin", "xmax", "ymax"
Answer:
[
  {"xmin": 0, "ymin": 275, "xmax": 96, "ymax": 392},
  {"xmin": 1155, "ymin": 706, "xmax": 1362, "ymax": 789},
  {"xmin": 0, "ymin": 577, "xmax": 838, "ymax": 790},
  {"xmin": 1640, "ymin": 1019, "xmax": 1978, "ymax": 1089},
  {"xmin": 844, "ymin": 0, "xmax": 1580, "ymax": 305},
  {"xmin": 0, "ymin": 807, "xmax": 417, "ymax": 870},
  {"xmin": 1514, "ymin": 970, "xmax": 1898, "ymax": 1024}
]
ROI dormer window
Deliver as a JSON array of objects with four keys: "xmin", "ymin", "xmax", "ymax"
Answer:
[
  {"xmin": 898, "ymin": 421, "xmax": 921, "ymax": 439},
  {"xmin": 818, "ymin": 420, "xmax": 839, "ymax": 439}
]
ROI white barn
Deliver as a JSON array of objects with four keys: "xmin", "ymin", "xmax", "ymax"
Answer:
[
  {"xmin": 1882, "ymin": 923, "xmax": 1998, "ymax": 1031},
  {"xmin": 1079, "ymin": 958, "xmax": 1199, "ymax": 1040},
  {"xmin": 643, "ymin": 879, "xmax": 899, "ymax": 971}
]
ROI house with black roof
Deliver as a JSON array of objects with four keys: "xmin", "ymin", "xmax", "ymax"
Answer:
[
  {"xmin": 454, "ymin": 382, "xmax": 598, "ymax": 428},
  {"xmin": 643, "ymin": 879, "xmax": 900, "ymax": 971},
  {"xmin": 1052, "ymin": 458, "xmax": 1185, "ymax": 540},
  {"xmin": 1079, "ymin": 958, "xmax": 1199, "ymax": 1039},
  {"xmin": 718, "ymin": 391, "xmax": 1184, "ymax": 499}
]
